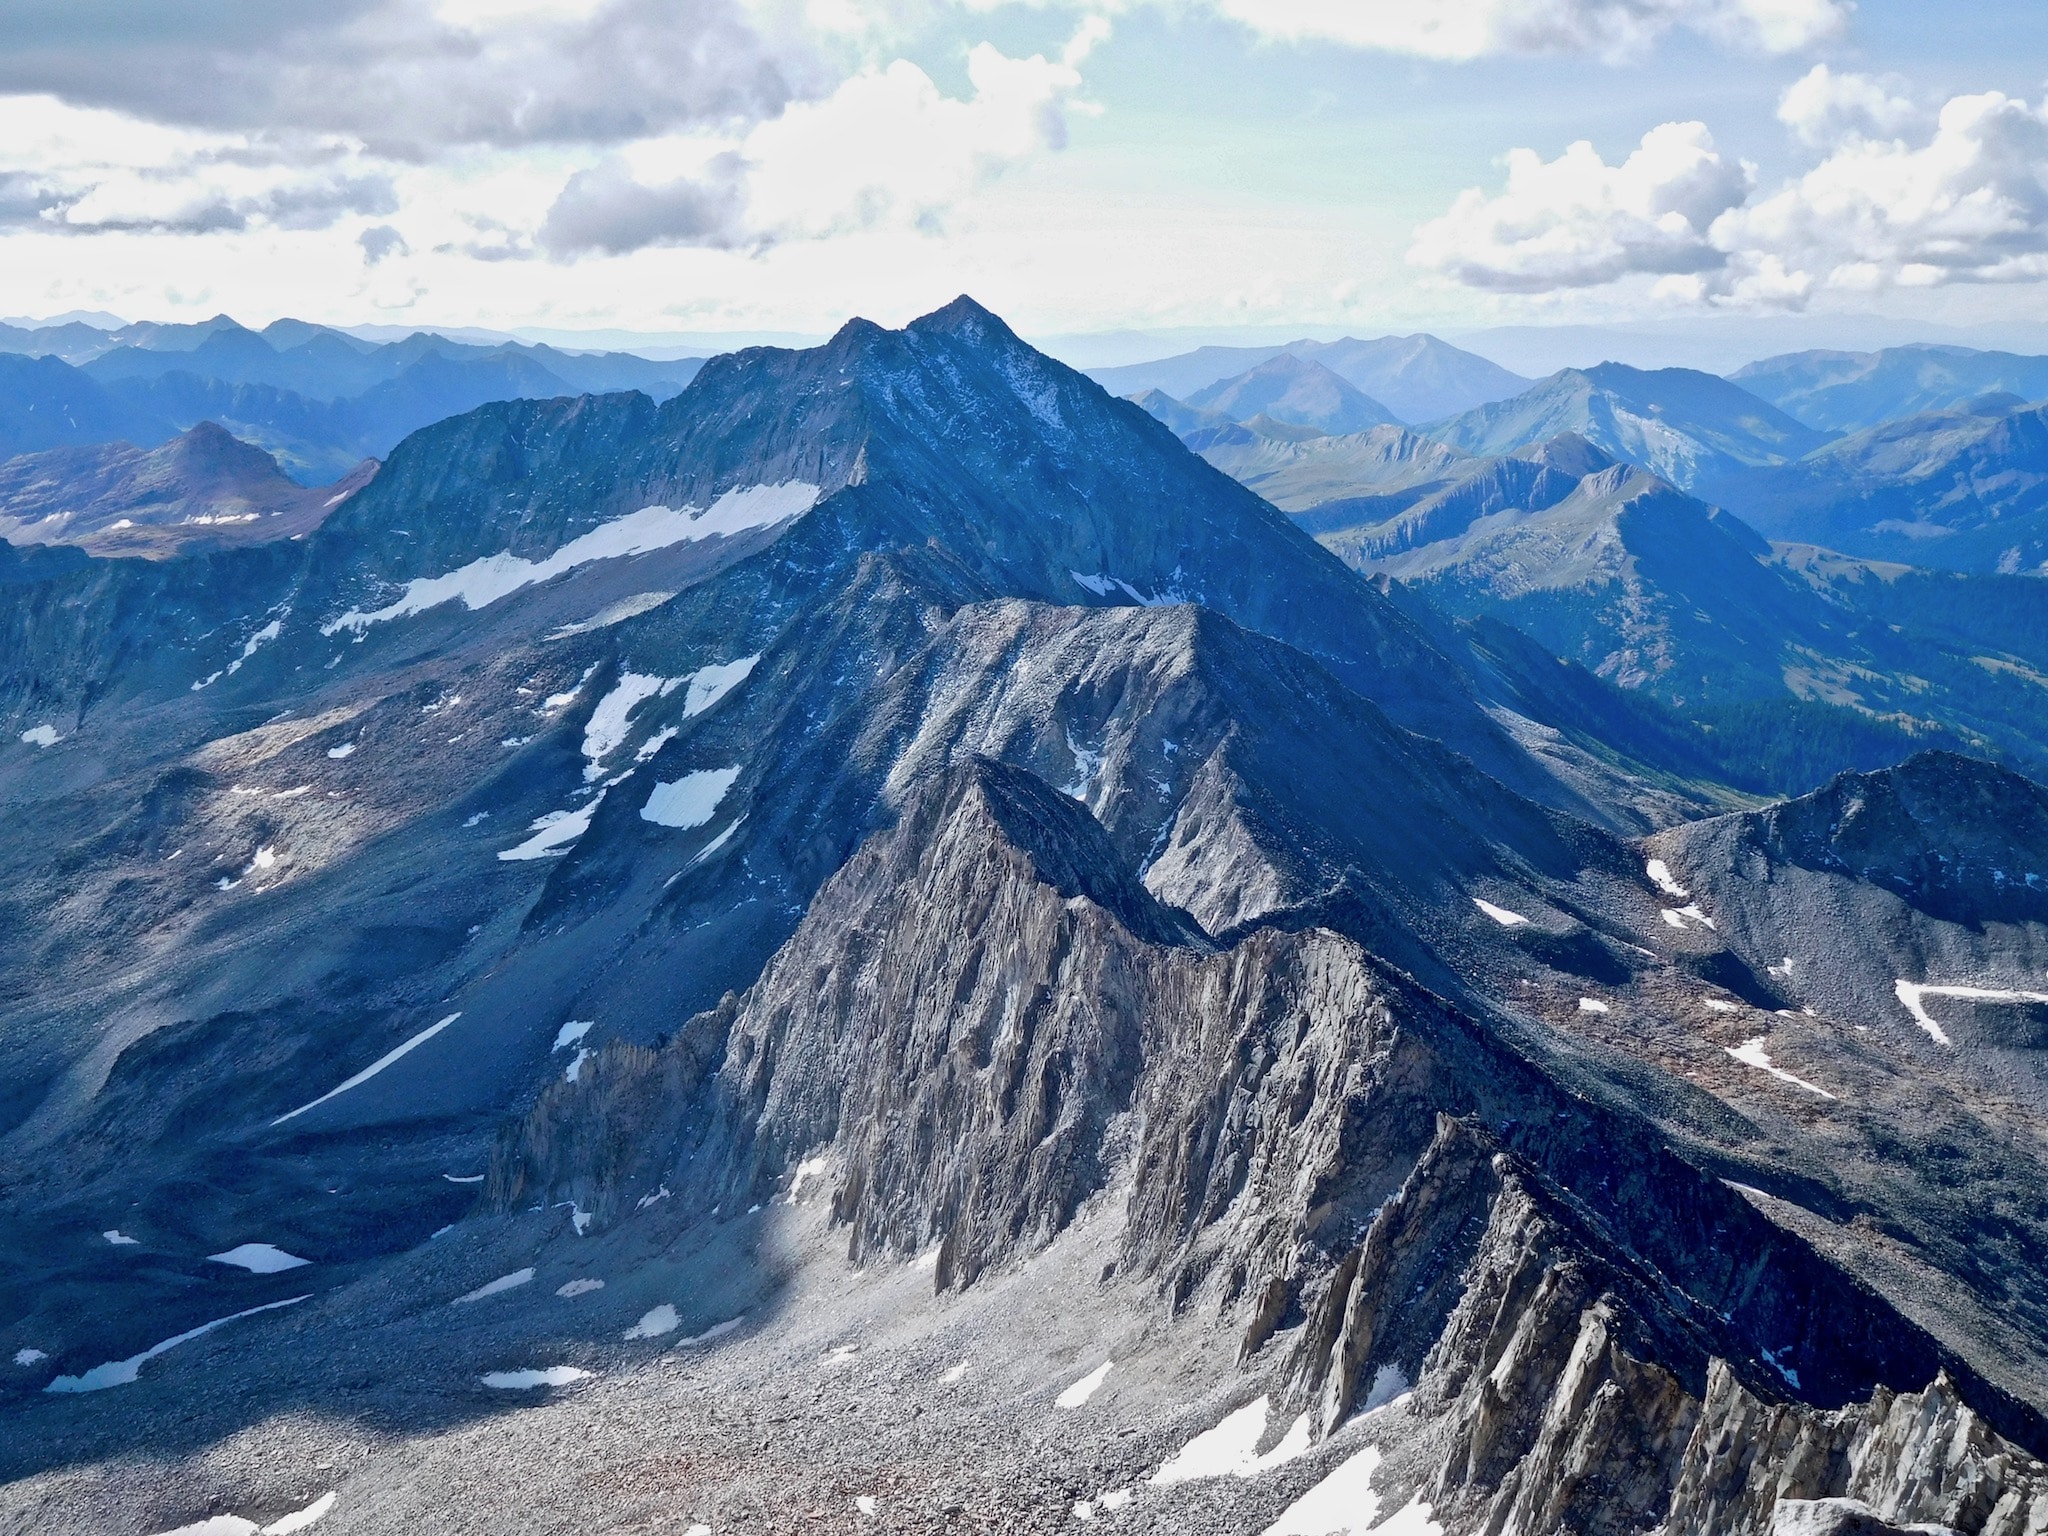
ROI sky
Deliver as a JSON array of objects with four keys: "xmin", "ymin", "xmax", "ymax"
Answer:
[{"xmin": 4, "ymin": 0, "xmax": 2048, "ymax": 348}]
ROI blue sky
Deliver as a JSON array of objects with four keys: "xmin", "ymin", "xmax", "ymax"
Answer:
[{"xmin": 2, "ymin": 0, "xmax": 2047, "ymax": 348}]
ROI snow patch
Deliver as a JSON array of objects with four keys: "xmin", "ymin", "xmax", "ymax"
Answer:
[
  {"xmin": 227, "ymin": 619, "xmax": 281, "ymax": 677},
  {"xmin": 941, "ymin": 1361, "xmax": 968, "ymax": 1383},
  {"xmin": 208, "ymin": 1244, "xmax": 310, "ymax": 1274},
  {"xmin": 1703, "ymin": 999, "xmax": 1741, "ymax": 1013},
  {"xmin": 454, "ymin": 1268, "xmax": 534, "ymax": 1304},
  {"xmin": 856, "ymin": 1495, "xmax": 878, "ymax": 1518},
  {"xmin": 625, "ymin": 1305, "xmax": 680, "ymax": 1340},
  {"xmin": 552, "ymin": 1020, "xmax": 594, "ymax": 1052},
  {"xmin": 689, "ymin": 816, "xmax": 743, "ymax": 867},
  {"xmin": 1361, "ymin": 1365, "xmax": 1410, "ymax": 1414},
  {"xmin": 45, "ymin": 1296, "xmax": 309, "ymax": 1393},
  {"xmin": 636, "ymin": 1185, "xmax": 671, "ymax": 1210},
  {"xmin": 262, "ymin": 1492, "xmax": 337, "ymax": 1535},
  {"xmin": 641, "ymin": 768, "xmax": 739, "ymax": 829},
  {"xmin": 1055, "ymin": 1361, "xmax": 1112, "ymax": 1408},
  {"xmin": 683, "ymin": 655, "xmax": 760, "ymax": 717},
  {"xmin": 564, "ymin": 1047, "xmax": 593, "ymax": 1083},
  {"xmin": 676, "ymin": 1316, "xmax": 744, "ymax": 1348},
  {"xmin": 1473, "ymin": 898, "xmax": 1529, "ymax": 928},
  {"xmin": 1069, "ymin": 570, "xmax": 1176, "ymax": 606},
  {"xmin": 1895, "ymin": 980, "xmax": 2048, "ymax": 1046},
  {"xmin": 442, "ymin": 1173, "xmax": 484, "ymax": 1184},
  {"xmin": 1726, "ymin": 1038, "xmax": 1836, "ymax": 1099},
  {"xmin": 1152, "ymin": 1396, "xmax": 1311, "ymax": 1485},
  {"xmin": 557, "ymin": 1279, "xmax": 605, "ymax": 1297},
  {"xmin": 787, "ymin": 1155, "xmax": 829, "ymax": 1203},
  {"xmin": 322, "ymin": 485, "xmax": 821, "ymax": 634},
  {"xmin": 1261, "ymin": 1443, "xmax": 1444, "ymax": 1536},
  {"xmin": 582, "ymin": 673, "xmax": 674, "ymax": 778},
  {"xmin": 1646, "ymin": 858, "xmax": 1688, "ymax": 898},
  {"xmin": 481, "ymin": 1367, "xmax": 591, "ymax": 1390},
  {"xmin": 156, "ymin": 1494, "xmax": 337, "ymax": 1536},
  {"xmin": 499, "ymin": 792, "xmax": 605, "ymax": 860},
  {"xmin": 14, "ymin": 1348, "xmax": 47, "ymax": 1365},
  {"xmin": 20, "ymin": 724, "xmax": 58, "ymax": 748},
  {"xmin": 1578, "ymin": 998, "xmax": 1610, "ymax": 1014},
  {"xmin": 271, "ymin": 1013, "xmax": 460, "ymax": 1125},
  {"xmin": 547, "ymin": 590, "xmax": 676, "ymax": 639},
  {"xmin": 104, "ymin": 1230, "xmax": 139, "ymax": 1246}
]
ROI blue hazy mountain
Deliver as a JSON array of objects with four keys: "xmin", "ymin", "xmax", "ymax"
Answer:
[
  {"xmin": 1733, "ymin": 344, "xmax": 2048, "ymax": 433},
  {"xmin": 1424, "ymin": 362, "xmax": 1832, "ymax": 491},
  {"xmin": 1716, "ymin": 398, "xmax": 2048, "ymax": 575},
  {"xmin": 1093, "ymin": 332, "xmax": 1529, "ymax": 422},
  {"xmin": 0, "ymin": 320, "xmax": 704, "ymax": 482},
  {"xmin": 1183, "ymin": 353, "xmax": 1400, "ymax": 434}
]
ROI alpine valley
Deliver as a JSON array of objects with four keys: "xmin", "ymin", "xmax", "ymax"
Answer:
[{"xmin": 7, "ymin": 298, "xmax": 2048, "ymax": 1536}]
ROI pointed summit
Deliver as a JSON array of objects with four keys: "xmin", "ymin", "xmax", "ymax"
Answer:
[{"xmin": 905, "ymin": 294, "xmax": 1017, "ymax": 345}]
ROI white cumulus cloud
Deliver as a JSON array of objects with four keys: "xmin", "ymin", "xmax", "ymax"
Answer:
[
  {"xmin": 1408, "ymin": 122, "xmax": 1752, "ymax": 291},
  {"xmin": 1777, "ymin": 63, "xmax": 1920, "ymax": 147},
  {"xmin": 1723, "ymin": 86, "xmax": 2048, "ymax": 291},
  {"xmin": 539, "ymin": 24, "xmax": 1102, "ymax": 257},
  {"xmin": 1413, "ymin": 72, "xmax": 2048, "ymax": 305},
  {"xmin": 1205, "ymin": 0, "xmax": 1846, "ymax": 60}
]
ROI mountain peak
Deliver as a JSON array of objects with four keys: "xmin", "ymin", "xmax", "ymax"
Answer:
[{"xmin": 907, "ymin": 293, "xmax": 1016, "ymax": 345}]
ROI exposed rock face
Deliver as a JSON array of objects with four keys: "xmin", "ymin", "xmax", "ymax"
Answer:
[{"xmin": 498, "ymin": 739, "xmax": 2048, "ymax": 1534}]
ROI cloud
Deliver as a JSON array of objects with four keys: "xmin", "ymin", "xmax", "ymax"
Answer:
[
  {"xmin": 359, "ymin": 223, "xmax": 407, "ymax": 265},
  {"xmin": 0, "ymin": 96, "xmax": 400, "ymax": 236},
  {"xmin": 541, "ymin": 154, "xmax": 751, "ymax": 256},
  {"xmin": 1414, "ymin": 75, "xmax": 2048, "ymax": 304},
  {"xmin": 0, "ymin": 170, "xmax": 62, "ymax": 227},
  {"xmin": 0, "ymin": 0, "xmax": 813, "ymax": 159},
  {"xmin": 536, "ymin": 28, "xmax": 1100, "ymax": 258},
  {"xmin": 1723, "ymin": 87, "xmax": 2048, "ymax": 292},
  {"xmin": 1408, "ymin": 122, "xmax": 1752, "ymax": 291},
  {"xmin": 1777, "ymin": 63, "xmax": 1919, "ymax": 147},
  {"xmin": 1205, "ymin": 0, "xmax": 1847, "ymax": 60}
]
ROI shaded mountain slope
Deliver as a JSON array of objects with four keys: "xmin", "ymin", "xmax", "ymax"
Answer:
[
  {"xmin": 1717, "ymin": 399, "xmax": 2048, "ymax": 574},
  {"xmin": 0, "ymin": 423, "xmax": 375, "ymax": 557}
]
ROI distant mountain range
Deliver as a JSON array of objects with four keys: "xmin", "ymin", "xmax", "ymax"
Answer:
[
  {"xmin": 1422, "ymin": 363, "xmax": 1832, "ymax": 492},
  {"xmin": 1733, "ymin": 345, "xmax": 2048, "ymax": 434},
  {"xmin": 1090, "ymin": 333, "xmax": 1529, "ymax": 423},
  {"xmin": 0, "ymin": 315, "xmax": 702, "ymax": 483},
  {"xmin": 1183, "ymin": 354, "xmax": 1398, "ymax": 435},
  {"xmin": 1717, "ymin": 398, "xmax": 2048, "ymax": 574}
]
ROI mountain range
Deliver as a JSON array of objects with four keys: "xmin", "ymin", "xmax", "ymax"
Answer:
[
  {"xmin": 5, "ymin": 299, "xmax": 2048, "ymax": 1536},
  {"xmin": 0, "ymin": 316, "xmax": 701, "ymax": 484},
  {"xmin": 1733, "ymin": 345, "xmax": 2048, "ymax": 434},
  {"xmin": 1090, "ymin": 333, "xmax": 1531, "ymax": 423},
  {"xmin": 1716, "ymin": 398, "xmax": 2048, "ymax": 575}
]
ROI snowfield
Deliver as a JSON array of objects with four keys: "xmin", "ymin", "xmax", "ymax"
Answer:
[
  {"xmin": 641, "ymin": 768, "xmax": 740, "ymax": 829},
  {"xmin": 271, "ymin": 1014, "xmax": 462, "ymax": 1125},
  {"xmin": 322, "ymin": 485, "xmax": 822, "ymax": 634}
]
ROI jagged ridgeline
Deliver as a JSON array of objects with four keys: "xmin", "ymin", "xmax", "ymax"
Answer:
[{"xmin": 5, "ymin": 299, "xmax": 2048, "ymax": 1535}]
